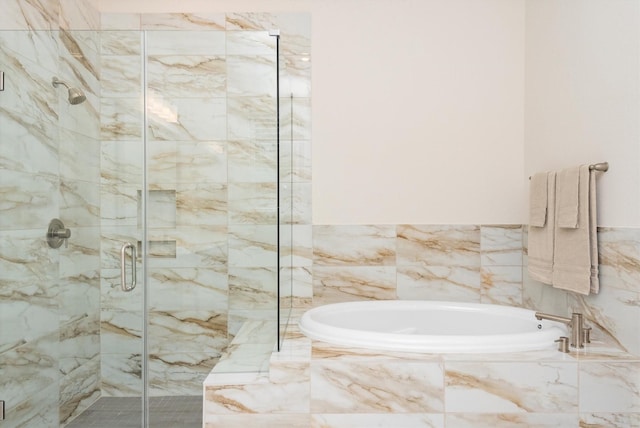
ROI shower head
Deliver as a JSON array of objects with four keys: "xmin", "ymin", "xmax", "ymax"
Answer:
[{"xmin": 52, "ymin": 76, "xmax": 87, "ymax": 105}]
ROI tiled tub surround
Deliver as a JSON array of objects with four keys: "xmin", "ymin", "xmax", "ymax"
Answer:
[
  {"xmin": 204, "ymin": 312, "xmax": 640, "ymax": 427},
  {"xmin": 205, "ymin": 224, "xmax": 639, "ymax": 426}
]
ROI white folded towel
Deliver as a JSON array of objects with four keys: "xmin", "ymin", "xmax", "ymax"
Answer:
[
  {"xmin": 528, "ymin": 172, "xmax": 556, "ymax": 285},
  {"xmin": 552, "ymin": 165, "xmax": 598, "ymax": 295},
  {"xmin": 529, "ymin": 172, "xmax": 549, "ymax": 227}
]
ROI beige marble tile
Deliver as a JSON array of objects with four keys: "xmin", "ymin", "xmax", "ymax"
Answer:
[
  {"xmin": 313, "ymin": 266, "xmax": 397, "ymax": 305},
  {"xmin": 580, "ymin": 412, "xmax": 640, "ymax": 427},
  {"xmin": 313, "ymin": 225, "xmax": 396, "ymax": 266},
  {"xmin": 312, "ymin": 413, "xmax": 445, "ymax": 427},
  {"xmin": 579, "ymin": 362, "xmax": 640, "ymax": 413},
  {"xmin": 397, "ymin": 225, "xmax": 481, "ymax": 267},
  {"xmin": 311, "ymin": 360, "xmax": 444, "ymax": 413},
  {"xmin": 445, "ymin": 361, "xmax": 578, "ymax": 413},
  {"xmin": 480, "ymin": 225, "xmax": 523, "ymax": 266},
  {"xmin": 446, "ymin": 413, "xmax": 578, "ymax": 427},
  {"xmin": 397, "ymin": 265, "xmax": 481, "ymax": 302}
]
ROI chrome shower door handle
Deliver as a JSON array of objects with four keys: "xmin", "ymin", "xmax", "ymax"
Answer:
[{"xmin": 120, "ymin": 242, "xmax": 137, "ymax": 292}]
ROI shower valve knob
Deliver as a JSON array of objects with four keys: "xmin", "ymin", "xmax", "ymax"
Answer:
[{"xmin": 47, "ymin": 218, "xmax": 71, "ymax": 249}]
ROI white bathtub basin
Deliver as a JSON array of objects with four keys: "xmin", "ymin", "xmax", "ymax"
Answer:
[{"xmin": 299, "ymin": 300, "xmax": 568, "ymax": 353}]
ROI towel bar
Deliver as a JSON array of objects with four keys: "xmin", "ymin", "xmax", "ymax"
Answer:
[{"xmin": 529, "ymin": 162, "xmax": 608, "ymax": 180}]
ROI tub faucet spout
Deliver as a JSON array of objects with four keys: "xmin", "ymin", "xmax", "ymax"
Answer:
[{"xmin": 535, "ymin": 312, "xmax": 584, "ymax": 348}]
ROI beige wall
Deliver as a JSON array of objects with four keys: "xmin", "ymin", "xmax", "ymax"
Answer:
[
  {"xmin": 96, "ymin": 0, "xmax": 639, "ymax": 227},
  {"xmin": 525, "ymin": 0, "xmax": 640, "ymax": 228}
]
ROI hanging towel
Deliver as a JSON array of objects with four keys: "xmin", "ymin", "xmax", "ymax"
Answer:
[
  {"xmin": 528, "ymin": 171, "xmax": 556, "ymax": 285},
  {"xmin": 589, "ymin": 170, "xmax": 600, "ymax": 294},
  {"xmin": 552, "ymin": 165, "xmax": 597, "ymax": 295},
  {"xmin": 529, "ymin": 172, "xmax": 549, "ymax": 227},
  {"xmin": 556, "ymin": 167, "xmax": 580, "ymax": 228}
]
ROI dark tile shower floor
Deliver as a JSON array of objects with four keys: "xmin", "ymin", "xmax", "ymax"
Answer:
[{"xmin": 65, "ymin": 396, "xmax": 202, "ymax": 428}]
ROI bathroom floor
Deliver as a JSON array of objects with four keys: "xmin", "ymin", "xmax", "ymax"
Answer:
[{"xmin": 65, "ymin": 395, "xmax": 202, "ymax": 428}]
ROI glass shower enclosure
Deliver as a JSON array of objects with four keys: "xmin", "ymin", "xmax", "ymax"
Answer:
[{"xmin": 0, "ymin": 25, "xmax": 289, "ymax": 427}]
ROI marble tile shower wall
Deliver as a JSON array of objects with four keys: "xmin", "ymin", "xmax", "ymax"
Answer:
[
  {"xmin": 0, "ymin": 0, "xmax": 101, "ymax": 426},
  {"xmin": 311, "ymin": 224, "xmax": 640, "ymax": 356},
  {"xmin": 100, "ymin": 12, "xmax": 312, "ymax": 397}
]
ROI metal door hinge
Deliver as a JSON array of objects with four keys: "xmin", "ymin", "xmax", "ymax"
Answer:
[
  {"xmin": 1, "ymin": 400, "xmax": 5, "ymax": 420},
  {"xmin": 0, "ymin": 71, "xmax": 5, "ymax": 91}
]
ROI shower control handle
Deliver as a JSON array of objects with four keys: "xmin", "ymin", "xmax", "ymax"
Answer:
[
  {"xmin": 47, "ymin": 218, "xmax": 71, "ymax": 249},
  {"xmin": 120, "ymin": 242, "xmax": 137, "ymax": 292}
]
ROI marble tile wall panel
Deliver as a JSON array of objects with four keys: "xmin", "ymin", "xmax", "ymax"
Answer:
[
  {"xmin": 228, "ymin": 140, "xmax": 277, "ymax": 183},
  {"xmin": 149, "ymin": 352, "xmax": 221, "ymax": 396},
  {"xmin": 146, "ymin": 30, "xmax": 226, "ymax": 56},
  {"xmin": 445, "ymin": 361, "xmax": 578, "ymax": 413},
  {"xmin": 176, "ymin": 183, "xmax": 228, "ymax": 227},
  {"xmin": 279, "ymin": 96, "xmax": 312, "ymax": 140},
  {"xmin": 59, "ymin": 226, "xmax": 100, "ymax": 277},
  {"xmin": 580, "ymin": 413, "xmax": 640, "ymax": 427},
  {"xmin": 100, "ymin": 140, "xmax": 144, "ymax": 186},
  {"xmin": 3, "ymin": 384, "xmax": 59, "ymax": 428},
  {"xmin": 147, "ymin": 97, "xmax": 227, "ymax": 142},
  {"xmin": 100, "ymin": 353, "xmax": 142, "ymax": 397},
  {"xmin": 59, "ymin": 354, "xmax": 100, "ymax": 424},
  {"xmin": 227, "ymin": 96, "xmax": 278, "ymax": 141},
  {"xmin": 60, "ymin": 179, "xmax": 101, "ymax": 226},
  {"xmin": 598, "ymin": 227, "xmax": 640, "ymax": 293},
  {"xmin": 397, "ymin": 225, "xmax": 481, "ymax": 267},
  {"xmin": 100, "ymin": 29, "xmax": 141, "ymax": 55},
  {"xmin": 229, "ymin": 267, "xmax": 277, "ymax": 310},
  {"xmin": 313, "ymin": 266, "xmax": 397, "ymax": 305},
  {"xmin": 480, "ymin": 265, "xmax": 523, "ymax": 305},
  {"xmin": 147, "ymin": 54, "xmax": 226, "ymax": 98},
  {"xmin": 101, "ymin": 14, "xmax": 141, "ymax": 31},
  {"xmin": 228, "ymin": 225, "xmax": 278, "ymax": 267},
  {"xmin": 59, "ymin": 130, "xmax": 100, "ymax": 182},
  {"xmin": 59, "ymin": 0, "xmax": 99, "ymax": 30},
  {"xmin": 281, "ymin": 225, "xmax": 313, "ymax": 267},
  {"xmin": 228, "ymin": 182, "xmax": 277, "ymax": 225},
  {"xmin": 311, "ymin": 414, "xmax": 445, "ymax": 428},
  {"xmin": 100, "ymin": 98, "xmax": 143, "ymax": 140},
  {"xmin": 310, "ymin": 360, "xmax": 444, "ymax": 413},
  {"xmin": 100, "ymin": 53, "xmax": 142, "ymax": 98},
  {"xmin": 144, "ymin": 226, "xmax": 228, "ymax": 269},
  {"xmin": 0, "ymin": 0, "xmax": 59, "ymax": 30},
  {"xmin": 141, "ymin": 13, "xmax": 226, "ymax": 31},
  {"xmin": 280, "ymin": 140, "xmax": 312, "ymax": 183},
  {"xmin": 0, "ymin": 333, "xmax": 58, "ymax": 420},
  {"xmin": 148, "ymin": 310, "xmax": 228, "ymax": 356},
  {"xmin": 227, "ymin": 54, "xmax": 277, "ymax": 98},
  {"xmin": 205, "ymin": 414, "xmax": 310, "ymax": 428},
  {"xmin": 445, "ymin": 413, "xmax": 578, "ymax": 427},
  {"xmin": 313, "ymin": 225, "xmax": 396, "ymax": 266},
  {"xmin": 148, "ymin": 267, "xmax": 227, "ymax": 311},
  {"xmin": 0, "ymin": 171, "xmax": 59, "ymax": 230},
  {"xmin": 57, "ymin": 270, "xmax": 100, "ymax": 324},
  {"xmin": 282, "ymin": 182, "xmax": 312, "ymax": 225},
  {"xmin": 579, "ymin": 362, "xmax": 640, "ymax": 413},
  {"xmin": 397, "ymin": 265, "xmax": 481, "ymax": 302},
  {"xmin": 175, "ymin": 141, "xmax": 227, "ymax": 183}
]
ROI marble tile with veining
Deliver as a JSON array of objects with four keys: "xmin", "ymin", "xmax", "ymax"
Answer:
[
  {"xmin": 445, "ymin": 413, "xmax": 578, "ymax": 427},
  {"xmin": 397, "ymin": 224, "xmax": 481, "ymax": 267},
  {"xmin": 141, "ymin": 13, "xmax": 225, "ymax": 30},
  {"xmin": 101, "ymin": 13, "xmax": 141, "ymax": 30},
  {"xmin": 149, "ymin": 352, "xmax": 220, "ymax": 396},
  {"xmin": 59, "ymin": 179, "xmax": 101, "ymax": 227},
  {"xmin": 480, "ymin": 225, "xmax": 523, "ymax": 266},
  {"xmin": 312, "ymin": 266, "xmax": 397, "ymax": 305},
  {"xmin": 569, "ymin": 288, "xmax": 640, "ymax": 356},
  {"xmin": 100, "ymin": 353, "xmax": 142, "ymax": 396},
  {"xmin": 480, "ymin": 265, "xmax": 523, "ymax": 305},
  {"xmin": 311, "ymin": 360, "xmax": 444, "ymax": 413},
  {"xmin": 100, "ymin": 268, "xmax": 143, "ymax": 312},
  {"xmin": 100, "ymin": 55, "xmax": 142, "ymax": 98},
  {"xmin": 100, "ymin": 309, "xmax": 143, "ymax": 356},
  {"xmin": 176, "ymin": 141, "xmax": 227, "ymax": 183},
  {"xmin": 148, "ymin": 266, "xmax": 228, "ymax": 311},
  {"xmin": 145, "ymin": 226, "xmax": 228, "ymax": 269},
  {"xmin": 281, "ymin": 182, "xmax": 312, "ymax": 225},
  {"xmin": 313, "ymin": 225, "xmax": 396, "ymax": 266},
  {"xmin": 445, "ymin": 361, "xmax": 578, "ymax": 413},
  {"xmin": 59, "ymin": 226, "xmax": 100, "ymax": 277},
  {"xmin": 228, "ymin": 225, "xmax": 277, "ymax": 268},
  {"xmin": 580, "ymin": 412, "xmax": 640, "ymax": 428},
  {"xmin": 100, "ymin": 140, "xmax": 144, "ymax": 186},
  {"xmin": 146, "ymin": 31, "xmax": 225, "ymax": 56},
  {"xmin": 148, "ymin": 54, "xmax": 226, "ymax": 98},
  {"xmin": 60, "ymin": 130, "xmax": 100, "ymax": 182},
  {"xmin": 148, "ymin": 97, "xmax": 227, "ymax": 142},
  {"xmin": 59, "ymin": 355, "xmax": 100, "ymax": 424},
  {"xmin": 597, "ymin": 227, "xmax": 640, "ymax": 293},
  {"xmin": 228, "ymin": 140, "xmax": 277, "ymax": 182},
  {"xmin": 227, "ymin": 54, "xmax": 277, "ymax": 97},
  {"xmin": 205, "ymin": 414, "xmax": 310, "ymax": 428},
  {"xmin": 227, "ymin": 96, "xmax": 278, "ymax": 141},
  {"xmin": 280, "ymin": 96, "xmax": 312, "ymax": 140},
  {"xmin": 225, "ymin": 13, "xmax": 278, "ymax": 31},
  {"xmin": 100, "ymin": 30, "xmax": 142, "ymax": 55},
  {"xmin": 281, "ymin": 225, "xmax": 313, "ymax": 267},
  {"xmin": 280, "ymin": 140, "xmax": 312, "ymax": 183},
  {"xmin": 228, "ymin": 182, "xmax": 277, "ymax": 225},
  {"xmin": 229, "ymin": 266, "xmax": 278, "ymax": 310},
  {"xmin": 58, "ymin": 271, "xmax": 100, "ymax": 323},
  {"xmin": 397, "ymin": 265, "xmax": 481, "ymax": 302},
  {"xmin": 312, "ymin": 414, "xmax": 445, "ymax": 428},
  {"xmin": 101, "ymin": 98, "xmax": 143, "ymax": 140},
  {"xmin": 100, "ymin": 184, "xmax": 140, "ymax": 227},
  {"xmin": 176, "ymin": 183, "xmax": 228, "ymax": 227},
  {"xmin": 0, "ymin": 0, "xmax": 58, "ymax": 30},
  {"xmin": 99, "ymin": 225, "xmax": 140, "ymax": 269},
  {"xmin": 579, "ymin": 362, "xmax": 640, "ymax": 413},
  {"xmin": 60, "ymin": 0, "xmax": 100, "ymax": 30}
]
